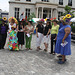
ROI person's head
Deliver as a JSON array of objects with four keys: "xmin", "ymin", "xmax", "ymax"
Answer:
[
  {"xmin": 38, "ymin": 21, "xmax": 43, "ymax": 25},
  {"xmin": 28, "ymin": 21, "xmax": 32, "ymax": 25},
  {"xmin": 46, "ymin": 19, "xmax": 51, "ymax": 26},
  {"xmin": 20, "ymin": 21, "xmax": 23, "ymax": 25},
  {"xmin": 61, "ymin": 20, "xmax": 66, "ymax": 25},
  {"xmin": 52, "ymin": 20, "xmax": 58, "ymax": 25}
]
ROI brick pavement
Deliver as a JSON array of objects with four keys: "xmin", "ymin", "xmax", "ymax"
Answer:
[{"xmin": 0, "ymin": 35, "xmax": 75, "ymax": 75}]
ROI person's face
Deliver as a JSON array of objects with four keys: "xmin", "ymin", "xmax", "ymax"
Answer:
[
  {"xmin": 62, "ymin": 21, "xmax": 66, "ymax": 25},
  {"xmin": 39, "ymin": 22, "xmax": 42, "ymax": 25},
  {"xmin": 2, "ymin": 21, "xmax": 5, "ymax": 24},
  {"xmin": 47, "ymin": 22, "xmax": 49, "ymax": 25},
  {"xmin": 28, "ymin": 22, "xmax": 31, "ymax": 25},
  {"xmin": 53, "ymin": 22, "xmax": 57, "ymax": 25},
  {"xmin": 11, "ymin": 23, "xmax": 13, "ymax": 25},
  {"xmin": 21, "ymin": 22, "xmax": 23, "ymax": 25}
]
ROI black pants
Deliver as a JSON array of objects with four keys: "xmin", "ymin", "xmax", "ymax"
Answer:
[
  {"xmin": 51, "ymin": 34, "xmax": 57, "ymax": 53},
  {"xmin": 0, "ymin": 34, "xmax": 7, "ymax": 49}
]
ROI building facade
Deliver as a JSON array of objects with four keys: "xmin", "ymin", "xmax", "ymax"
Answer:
[
  {"xmin": 9, "ymin": 0, "xmax": 75, "ymax": 20},
  {"xmin": 0, "ymin": 9, "xmax": 9, "ymax": 19}
]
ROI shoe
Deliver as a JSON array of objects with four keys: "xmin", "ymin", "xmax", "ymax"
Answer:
[
  {"xmin": 49, "ymin": 52, "xmax": 53, "ymax": 54},
  {"xmin": 39, "ymin": 48, "xmax": 42, "ymax": 50},
  {"xmin": 52, "ymin": 52, "xmax": 56, "ymax": 55},
  {"xmin": 59, "ymin": 59, "xmax": 67, "ymax": 62},
  {"xmin": 2, "ymin": 48, "xmax": 4, "ymax": 49},
  {"xmin": 44, "ymin": 49, "xmax": 47, "ymax": 52},
  {"xmin": 57, "ymin": 55, "xmax": 62, "ymax": 58},
  {"xmin": 58, "ymin": 60, "xmax": 65, "ymax": 64},
  {"xmin": 29, "ymin": 48, "xmax": 32, "ymax": 50}
]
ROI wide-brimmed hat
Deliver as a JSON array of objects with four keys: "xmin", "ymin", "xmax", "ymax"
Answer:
[
  {"xmin": 47, "ymin": 19, "xmax": 51, "ymax": 22},
  {"xmin": 63, "ymin": 14, "xmax": 72, "ymax": 23}
]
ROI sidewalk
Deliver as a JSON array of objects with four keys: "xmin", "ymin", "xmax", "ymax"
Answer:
[{"xmin": 0, "ymin": 35, "xmax": 75, "ymax": 75}]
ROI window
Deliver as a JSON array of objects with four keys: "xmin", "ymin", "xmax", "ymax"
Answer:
[
  {"xmin": 59, "ymin": 0, "xmax": 63, "ymax": 5},
  {"xmin": 14, "ymin": 8, "xmax": 19, "ymax": 20},
  {"xmin": 68, "ymin": 0, "xmax": 72, "ymax": 6},
  {"xmin": 25, "ymin": 9, "xmax": 30, "ymax": 17},
  {"xmin": 41, "ymin": 0, "xmax": 49, "ymax": 2},
  {"xmin": 58, "ymin": 12, "xmax": 63, "ymax": 20},
  {"xmin": 26, "ymin": 0, "xmax": 31, "ymax": 1}
]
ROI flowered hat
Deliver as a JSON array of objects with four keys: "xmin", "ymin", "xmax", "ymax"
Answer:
[
  {"xmin": 63, "ymin": 14, "xmax": 72, "ymax": 23},
  {"xmin": 8, "ymin": 17, "xmax": 18, "ymax": 24}
]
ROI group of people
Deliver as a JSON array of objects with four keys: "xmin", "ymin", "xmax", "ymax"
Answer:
[{"xmin": 0, "ymin": 15, "xmax": 71, "ymax": 64}]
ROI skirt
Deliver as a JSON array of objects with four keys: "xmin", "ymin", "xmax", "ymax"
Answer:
[{"xmin": 17, "ymin": 32, "xmax": 24, "ymax": 45}]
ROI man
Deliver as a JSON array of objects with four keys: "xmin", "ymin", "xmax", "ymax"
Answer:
[{"xmin": 36, "ymin": 20, "xmax": 44, "ymax": 51}]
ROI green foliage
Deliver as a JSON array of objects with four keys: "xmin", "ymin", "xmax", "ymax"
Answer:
[
  {"xmin": 27, "ymin": 13, "xmax": 36, "ymax": 21},
  {"xmin": 0, "ymin": 17, "xmax": 2, "ymax": 24},
  {"xmin": 71, "ymin": 26, "xmax": 75, "ymax": 33},
  {"xmin": 63, "ymin": 5, "xmax": 75, "ymax": 18}
]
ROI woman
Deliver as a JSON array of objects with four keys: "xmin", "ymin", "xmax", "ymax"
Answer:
[
  {"xmin": 8, "ymin": 19, "xmax": 19, "ymax": 51},
  {"xmin": 43, "ymin": 20, "xmax": 51, "ymax": 51},
  {"xmin": 25, "ymin": 21, "xmax": 34, "ymax": 50},
  {"xmin": 55, "ymin": 18, "xmax": 71, "ymax": 64},
  {"xmin": 17, "ymin": 21, "xmax": 25, "ymax": 50},
  {"xmin": 0, "ymin": 20, "xmax": 8, "ymax": 49},
  {"xmin": 50, "ymin": 20, "xmax": 59, "ymax": 55},
  {"xmin": 36, "ymin": 20, "xmax": 44, "ymax": 51}
]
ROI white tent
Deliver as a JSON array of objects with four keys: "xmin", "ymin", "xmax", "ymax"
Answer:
[{"xmin": 70, "ymin": 18, "xmax": 75, "ymax": 22}]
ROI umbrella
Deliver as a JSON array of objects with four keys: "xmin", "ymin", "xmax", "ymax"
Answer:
[{"xmin": 70, "ymin": 18, "xmax": 75, "ymax": 22}]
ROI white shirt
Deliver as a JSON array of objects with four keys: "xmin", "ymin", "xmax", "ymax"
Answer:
[{"xmin": 9, "ymin": 23, "xmax": 16, "ymax": 30}]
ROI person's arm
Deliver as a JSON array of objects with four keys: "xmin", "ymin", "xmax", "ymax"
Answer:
[
  {"xmin": 17, "ymin": 25, "xmax": 19, "ymax": 32},
  {"xmin": 36, "ymin": 27, "xmax": 38, "ymax": 37},
  {"xmin": 55, "ymin": 25, "xmax": 59, "ymax": 40},
  {"xmin": 47, "ymin": 29, "xmax": 51, "ymax": 37},
  {"xmin": 30, "ymin": 27, "xmax": 34, "ymax": 34},
  {"xmin": 62, "ymin": 27, "xmax": 71, "ymax": 43}
]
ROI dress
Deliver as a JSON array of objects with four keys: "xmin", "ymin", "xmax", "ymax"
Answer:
[
  {"xmin": 8, "ymin": 30, "xmax": 19, "ymax": 50},
  {"xmin": 55, "ymin": 25, "xmax": 71, "ymax": 55},
  {"xmin": 17, "ymin": 25, "xmax": 24, "ymax": 45}
]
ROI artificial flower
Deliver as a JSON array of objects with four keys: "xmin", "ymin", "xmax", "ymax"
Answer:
[
  {"xmin": 3, "ymin": 17, "xmax": 7, "ymax": 21},
  {"xmin": 66, "ymin": 14, "xmax": 71, "ymax": 18}
]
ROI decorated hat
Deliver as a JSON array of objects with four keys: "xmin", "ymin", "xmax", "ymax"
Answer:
[
  {"xmin": 8, "ymin": 17, "xmax": 18, "ymax": 24},
  {"xmin": 63, "ymin": 14, "xmax": 72, "ymax": 23}
]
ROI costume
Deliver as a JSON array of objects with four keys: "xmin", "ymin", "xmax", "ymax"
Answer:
[
  {"xmin": 8, "ymin": 29, "xmax": 19, "ymax": 50},
  {"xmin": 8, "ymin": 17, "xmax": 19, "ymax": 51}
]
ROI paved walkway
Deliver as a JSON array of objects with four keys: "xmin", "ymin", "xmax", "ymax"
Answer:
[{"xmin": 0, "ymin": 35, "xmax": 75, "ymax": 75}]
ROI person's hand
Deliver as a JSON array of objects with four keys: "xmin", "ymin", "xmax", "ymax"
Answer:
[
  {"xmin": 29, "ymin": 33, "xmax": 31, "ymax": 35},
  {"xmin": 46, "ymin": 35, "xmax": 48, "ymax": 37},
  {"xmin": 18, "ymin": 30, "xmax": 20, "ymax": 32},
  {"xmin": 50, "ymin": 36, "xmax": 51, "ymax": 40},
  {"xmin": 37, "ymin": 34, "xmax": 38, "ymax": 38},
  {"xmin": 55, "ymin": 37, "xmax": 57, "ymax": 40},
  {"xmin": 62, "ymin": 39, "xmax": 65, "ymax": 43}
]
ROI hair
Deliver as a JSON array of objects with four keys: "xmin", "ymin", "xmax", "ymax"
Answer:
[
  {"xmin": 52, "ymin": 20, "xmax": 58, "ymax": 24},
  {"xmin": 47, "ymin": 21, "xmax": 51, "ymax": 26}
]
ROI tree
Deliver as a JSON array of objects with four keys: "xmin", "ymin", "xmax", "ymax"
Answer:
[
  {"xmin": 63, "ymin": 5, "xmax": 75, "ymax": 17},
  {"xmin": 27, "ymin": 13, "xmax": 36, "ymax": 21}
]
